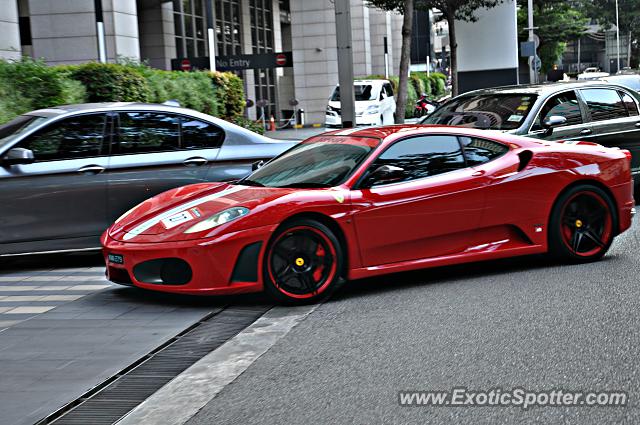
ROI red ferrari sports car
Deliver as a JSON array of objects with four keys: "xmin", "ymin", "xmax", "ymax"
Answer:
[{"xmin": 102, "ymin": 125, "xmax": 635, "ymax": 303}]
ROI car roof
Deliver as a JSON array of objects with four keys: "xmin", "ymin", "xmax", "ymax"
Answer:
[
  {"xmin": 458, "ymin": 81, "xmax": 617, "ymax": 97},
  {"xmin": 25, "ymin": 102, "xmax": 195, "ymax": 118},
  {"xmin": 320, "ymin": 124, "xmax": 538, "ymax": 147}
]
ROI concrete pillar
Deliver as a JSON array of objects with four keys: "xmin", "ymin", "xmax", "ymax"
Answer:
[
  {"xmin": 28, "ymin": 0, "xmax": 139, "ymax": 65},
  {"xmin": 0, "ymin": 0, "xmax": 22, "ymax": 60},
  {"xmin": 138, "ymin": 0, "xmax": 175, "ymax": 70}
]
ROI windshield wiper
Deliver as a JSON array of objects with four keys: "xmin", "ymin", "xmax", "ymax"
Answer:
[
  {"xmin": 276, "ymin": 183, "xmax": 332, "ymax": 188},
  {"xmin": 236, "ymin": 179, "xmax": 265, "ymax": 187}
]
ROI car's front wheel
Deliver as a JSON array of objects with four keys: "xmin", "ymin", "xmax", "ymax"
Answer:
[
  {"xmin": 263, "ymin": 219, "xmax": 344, "ymax": 304},
  {"xmin": 548, "ymin": 184, "xmax": 616, "ymax": 262}
]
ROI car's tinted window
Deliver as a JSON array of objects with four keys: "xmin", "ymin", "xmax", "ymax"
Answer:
[
  {"xmin": 580, "ymin": 89, "xmax": 629, "ymax": 122},
  {"xmin": 18, "ymin": 114, "xmax": 106, "ymax": 162},
  {"xmin": 459, "ymin": 137, "xmax": 508, "ymax": 166},
  {"xmin": 620, "ymin": 92, "xmax": 639, "ymax": 116},
  {"xmin": 371, "ymin": 135, "xmax": 465, "ymax": 184},
  {"xmin": 532, "ymin": 91, "xmax": 582, "ymax": 131},
  {"xmin": 117, "ymin": 112, "xmax": 180, "ymax": 154},
  {"xmin": 384, "ymin": 83, "xmax": 394, "ymax": 97},
  {"xmin": 180, "ymin": 117, "xmax": 224, "ymax": 149},
  {"xmin": 422, "ymin": 94, "xmax": 537, "ymax": 130}
]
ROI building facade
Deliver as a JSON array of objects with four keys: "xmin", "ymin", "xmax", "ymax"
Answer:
[{"xmin": 1, "ymin": 0, "xmax": 404, "ymax": 124}]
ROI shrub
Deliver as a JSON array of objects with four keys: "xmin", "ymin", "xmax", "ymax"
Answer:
[
  {"xmin": 68, "ymin": 62, "xmax": 150, "ymax": 102},
  {"xmin": 0, "ymin": 58, "xmax": 68, "ymax": 110},
  {"xmin": 234, "ymin": 116, "xmax": 265, "ymax": 135},
  {"xmin": 210, "ymin": 72, "xmax": 245, "ymax": 121},
  {"xmin": 146, "ymin": 70, "xmax": 217, "ymax": 115}
]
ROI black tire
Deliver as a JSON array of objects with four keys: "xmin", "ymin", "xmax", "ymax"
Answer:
[
  {"xmin": 548, "ymin": 184, "xmax": 617, "ymax": 263},
  {"xmin": 263, "ymin": 219, "xmax": 345, "ymax": 304}
]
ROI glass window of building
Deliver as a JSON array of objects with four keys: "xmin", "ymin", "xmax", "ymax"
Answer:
[
  {"xmin": 250, "ymin": 0, "xmax": 277, "ymax": 119},
  {"xmin": 173, "ymin": 0, "xmax": 207, "ymax": 58},
  {"xmin": 215, "ymin": 0, "xmax": 243, "ymax": 56}
]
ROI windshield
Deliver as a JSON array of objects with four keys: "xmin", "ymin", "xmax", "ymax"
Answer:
[
  {"xmin": 331, "ymin": 85, "xmax": 377, "ymax": 102},
  {"xmin": 239, "ymin": 136, "xmax": 380, "ymax": 188},
  {"xmin": 421, "ymin": 94, "xmax": 537, "ymax": 130},
  {"xmin": 0, "ymin": 115, "xmax": 48, "ymax": 150}
]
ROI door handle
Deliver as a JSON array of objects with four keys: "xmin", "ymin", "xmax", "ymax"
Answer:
[
  {"xmin": 580, "ymin": 128, "xmax": 592, "ymax": 136},
  {"xmin": 183, "ymin": 157, "xmax": 208, "ymax": 167},
  {"xmin": 471, "ymin": 170, "xmax": 486, "ymax": 177},
  {"xmin": 77, "ymin": 165, "xmax": 105, "ymax": 175},
  {"xmin": 635, "ymin": 122, "xmax": 640, "ymax": 127}
]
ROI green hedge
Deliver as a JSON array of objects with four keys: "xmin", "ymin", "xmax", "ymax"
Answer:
[
  {"xmin": 68, "ymin": 62, "xmax": 150, "ymax": 102},
  {"xmin": 0, "ymin": 58, "xmax": 260, "ymax": 133}
]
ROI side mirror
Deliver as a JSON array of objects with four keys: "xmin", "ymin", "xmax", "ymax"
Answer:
[
  {"xmin": 2, "ymin": 148, "xmax": 35, "ymax": 166},
  {"xmin": 364, "ymin": 164, "xmax": 405, "ymax": 187},
  {"xmin": 252, "ymin": 160, "xmax": 265, "ymax": 171},
  {"xmin": 541, "ymin": 115, "xmax": 567, "ymax": 135}
]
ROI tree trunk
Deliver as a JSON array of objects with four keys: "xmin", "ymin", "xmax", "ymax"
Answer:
[
  {"xmin": 446, "ymin": 12, "xmax": 458, "ymax": 97},
  {"xmin": 395, "ymin": 0, "xmax": 414, "ymax": 124}
]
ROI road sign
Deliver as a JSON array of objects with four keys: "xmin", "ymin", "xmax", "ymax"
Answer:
[
  {"xmin": 180, "ymin": 59, "xmax": 191, "ymax": 71},
  {"xmin": 276, "ymin": 54, "xmax": 287, "ymax": 66},
  {"xmin": 529, "ymin": 55, "xmax": 542, "ymax": 72},
  {"xmin": 520, "ymin": 41, "xmax": 535, "ymax": 57}
]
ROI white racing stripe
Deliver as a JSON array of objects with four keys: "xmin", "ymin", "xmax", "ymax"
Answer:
[
  {"xmin": 123, "ymin": 185, "xmax": 245, "ymax": 240},
  {"xmin": 116, "ymin": 304, "xmax": 319, "ymax": 425}
]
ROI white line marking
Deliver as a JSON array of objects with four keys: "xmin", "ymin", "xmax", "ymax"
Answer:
[
  {"xmin": 0, "ymin": 286, "xmax": 40, "ymax": 291},
  {"xmin": 116, "ymin": 304, "xmax": 319, "ymax": 425},
  {"xmin": 67, "ymin": 285, "xmax": 111, "ymax": 290},
  {"xmin": 5, "ymin": 306, "xmax": 56, "ymax": 314},
  {"xmin": 0, "ymin": 296, "xmax": 47, "ymax": 302},
  {"xmin": 40, "ymin": 295, "xmax": 84, "ymax": 301}
]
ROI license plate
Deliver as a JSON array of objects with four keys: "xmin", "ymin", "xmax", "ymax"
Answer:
[{"xmin": 108, "ymin": 253, "xmax": 124, "ymax": 264}]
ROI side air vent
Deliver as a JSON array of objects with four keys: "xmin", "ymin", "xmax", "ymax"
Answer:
[{"xmin": 517, "ymin": 150, "xmax": 533, "ymax": 172}]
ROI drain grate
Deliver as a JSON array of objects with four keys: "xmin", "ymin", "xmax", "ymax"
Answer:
[{"xmin": 37, "ymin": 304, "xmax": 271, "ymax": 425}]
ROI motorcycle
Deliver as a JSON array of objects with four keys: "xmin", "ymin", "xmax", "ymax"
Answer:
[{"xmin": 414, "ymin": 94, "xmax": 439, "ymax": 118}]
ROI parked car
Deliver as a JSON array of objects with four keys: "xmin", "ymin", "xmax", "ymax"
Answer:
[
  {"xmin": 103, "ymin": 125, "xmax": 634, "ymax": 303},
  {"xmin": 325, "ymin": 79, "xmax": 396, "ymax": 127},
  {"xmin": 578, "ymin": 67, "xmax": 609, "ymax": 80},
  {"xmin": 0, "ymin": 103, "xmax": 294, "ymax": 256},
  {"xmin": 598, "ymin": 74, "xmax": 640, "ymax": 92},
  {"xmin": 420, "ymin": 81, "xmax": 640, "ymax": 189}
]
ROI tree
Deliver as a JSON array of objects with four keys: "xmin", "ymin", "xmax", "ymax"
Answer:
[
  {"xmin": 370, "ymin": 0, "xmax": 504, "ymax": 100},
  {"xmin": 516, "ymin": 0, "xmax": 588, "ymax": 74},
  {"xmin": 587, "ymin": 0, "xmax": 640, "ymax": 67},
  {"xmin": 367, "ymin": 0, "xmax": 414, "ymax": 123},
  {"xmin": 419, "ymin": 0, "xmax": 504, "ymax": 96}
]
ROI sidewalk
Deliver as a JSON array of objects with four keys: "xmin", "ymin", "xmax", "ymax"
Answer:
[{"xmin": 265, "ymin": 126, "xmax": 328, "ymax": 141}]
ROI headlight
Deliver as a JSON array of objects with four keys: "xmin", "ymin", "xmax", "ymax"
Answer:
[
  {"xmin": 183, "ymin": 207, "xmax": 250, "ymax": 234},
  {"xmin": 365, "ymin": 105, "xmax": 380, "ymax": 114}
]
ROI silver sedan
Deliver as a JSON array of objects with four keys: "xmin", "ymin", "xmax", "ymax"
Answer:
[{"xmin": 0, "ymin": 103, "xmax": 294, "ymax": 256}]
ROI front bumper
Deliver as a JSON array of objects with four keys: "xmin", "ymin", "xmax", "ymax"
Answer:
[
  {"xmin": 101, "ymin": 224, "xmax": 277, "ymax": 295},
  {"xmin": 325, "ymin": 112, "xmax": 379, "ymax": 127}
]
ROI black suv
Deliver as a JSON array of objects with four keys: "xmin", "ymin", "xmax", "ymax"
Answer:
[{"xmin": 421, "ymin": 81, "xmax": 640, "ymax": 189}]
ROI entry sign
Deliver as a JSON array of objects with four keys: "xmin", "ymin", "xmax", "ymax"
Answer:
[
  {"xmin": 170, "ymin": 52, "xmax": 293, "ymax": 72},
  {"xmin": 180, "ymin": 58, "xmax": 191, "ymax": 71},
  {"xmin": 275, "ymin": 53, "xmax": 287, "ymax": 66}
]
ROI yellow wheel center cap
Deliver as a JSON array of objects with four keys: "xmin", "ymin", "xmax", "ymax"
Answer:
[
  {"xmin": 295, "ymin": 258, "xmax": 305, "ymax": 267},
  {"xmin": 575, "ymin": 219, "xmax": 583, "ymax": 228}
]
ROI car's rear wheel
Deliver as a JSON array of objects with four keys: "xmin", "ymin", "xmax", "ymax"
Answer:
[
  {"xmin": 263, "ymin": 219, "xmax": 344, "ymax": 304},
  {"xmin": 548, "ymin": 184, "xmax": 616, "ymax": 262}
]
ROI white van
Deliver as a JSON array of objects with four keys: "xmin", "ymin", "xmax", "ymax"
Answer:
[{"xmin": 325, "ymin": 79, "xmax": 396, "ymax": 127}]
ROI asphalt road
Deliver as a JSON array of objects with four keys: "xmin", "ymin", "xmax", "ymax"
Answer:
[{"xmin": 188, "ymin": 219, "xmax": 640, "ymax": 424}]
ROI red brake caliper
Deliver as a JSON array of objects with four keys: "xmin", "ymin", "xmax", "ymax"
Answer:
[{"xmin": 313, "ymin": 244, "xmax": 326, "ymax": 282}]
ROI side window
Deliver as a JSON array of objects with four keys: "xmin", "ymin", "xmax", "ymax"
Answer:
[
  {"xmin": 385, "ymin": 83, "xmax": 394, "ymax": 97},
  {"xmin": 532, "ymin": 91, "xmax": 582, "ymax": 131},
  {"xmin": 371, "ymin": 135, "xmax": 465, "ymax": 184},
  {"xmin": 459, "ymin": 137, "xmax": 508, "ymax": 166},
  {"xmin": 620, "ymin": 91, "xmax": 639, "ymax": 117},
  {"xmin": 117, "ymin": 112, "xmax": 180, "ymax": 154},
  {"xmin": 580, "ymin": 88, "xmax": 629, "ymax": 122},
  {"xmin": 18, "ymin": 114, "xmax": 106, "ymax": 162},
  {"xmin": 180, "ymin": 117, "xmax": 224, "ymax": 149}
]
